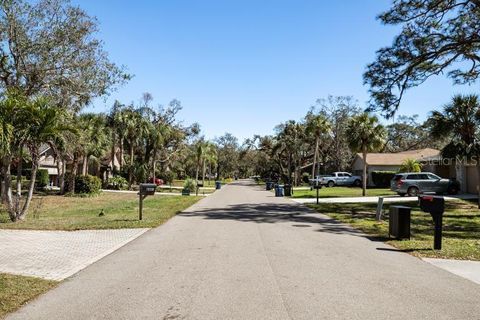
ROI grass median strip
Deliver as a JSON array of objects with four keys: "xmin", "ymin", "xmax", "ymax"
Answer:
[
  {"xmin": 0, "ymin": 273, "xmax": 57, "ymax": 318},
  {"xmin": 0, "ymin": 193, "xmax": 201, "ymax": 230},
  {"xmin": 307, "ymin": 199, "xmax": 480, "ymax": 260}
]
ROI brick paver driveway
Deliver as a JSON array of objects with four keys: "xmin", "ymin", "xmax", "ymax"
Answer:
[{"xmin": 0, "ymin": 228, "xmax": 148, "ymax": 280}]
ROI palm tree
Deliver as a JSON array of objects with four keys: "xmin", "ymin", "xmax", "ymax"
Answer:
[
  {"xmin": 0, "ymin": 93, "xmax": 17, "ymax": 204},
  {"xmin": 399, "ymin": 158, "xmax": 422, "ymax": 173},
  {"xmin": 78, "ymin": 113, "xmax": 110, "ymax": 176},
  {"xmin": 346, "ymin": 113, "xmax": 387, "ymax": 196},
  {"xmin": 305, "ymin": 113, "xmax": 331, "ymax": 179},
  {"xmin": 116, "ymin": 106, "xmax": 150, "ymax": 188},
  {"xmin": 201, "ymin": 142, "xmax": 217, "ymax": 186},
  {"xmin": 7, "ymin": 97, "xmax": 72, "ymax": 221},
  {"xmin": 273, "ymin": 121, "xmax": 306, "ymax": 185},
  {"xmin": 429, "ymin": 94, "xmax": 480, "ymax": 207}
]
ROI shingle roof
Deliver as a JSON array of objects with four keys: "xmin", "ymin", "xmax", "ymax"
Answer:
[{"xmin": 357, "ymin": 148, "xmax": 440, "ymax": 166}]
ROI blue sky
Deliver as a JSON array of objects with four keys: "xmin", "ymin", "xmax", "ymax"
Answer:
[{"xmin": 75, "ymin": 0, "xmax": 475, "ymax": 142}]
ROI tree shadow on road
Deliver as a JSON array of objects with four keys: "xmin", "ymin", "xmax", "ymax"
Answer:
[{"xmin": 179, "ymin": 203, "xmax": 387, "ymax": 242}]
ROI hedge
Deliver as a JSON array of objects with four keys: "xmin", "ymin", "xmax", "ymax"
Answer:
[
  {"xmin": 75, "ymin": 175, "xmax": 102, "ymax": 195},
  {"xmin": 36, "ymin": 169, "xmax": 49, "ymax": 189},
  {"xmin": 105, "ymin": 176, "xmax": 128, "ymax": 190},
  {"xmin": 371, "ymin": 171, "xmax": 396, "ymax": 187}
]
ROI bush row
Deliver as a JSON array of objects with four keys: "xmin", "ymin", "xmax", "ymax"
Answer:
[{"xmin": 371, "ymin": 171, "xmax": 396, "ymax": 187}]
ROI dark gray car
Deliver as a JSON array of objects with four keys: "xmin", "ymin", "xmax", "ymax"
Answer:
[{"xmin": 390, "ymin": 172, "xmax": 460, "ymax": 196}]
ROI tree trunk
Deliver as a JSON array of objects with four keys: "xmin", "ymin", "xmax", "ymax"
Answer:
[
  {"xmin": 57, "ymin": 158, "xmax": 65, "ymax": 194},
  {"xmin": 195, "ymin": 161, "xmax": 200, "ymax": 196},
  {"xmin": 69, "ymin": 153, "xmax": 79, "ymax": 193},
  {"xmin": 82, "ymin": 155, "xmax": 88, "ymax": 176},
  {"xmin": 119, "ymin": 138, "xmax": 124, "ymax": 169},
  {"xmin": 16, "ymin": 158, "xmax": 22, "ymax": 196},
  {"xmin": 288, "ymin": 154, "xmax": 292, "ymax": 184},
  {"xmin": 0, "ymin": 162, "xmax": 4, "ymax": 204},
  {"xmin": 311, "ymin": 138, "xmax": 318, "ymax": 179},
  {"xmin": 128, "ymin": 143, "xmax": 134, "ymax": 189},
  {"xmin": 111, "ymin": 132, "xmax": 116, "ymax": 172},
  {"xmin": 362, "ymin": 149, "xmax": 367, "ymax": 197},
  {"xmin": 202, "ymin": 159, "xmax": 206, "ymax": 187},
  {"xmin": 151, "ymin": 146, "xmax": 158, "ymax": 179},
  {"xmin": 16, "ymin": 161, "xmax": 38, "ymax": 221},
  {"xmin": 1, "ymin": 157, "xmax": 14, "ymax": 218}
]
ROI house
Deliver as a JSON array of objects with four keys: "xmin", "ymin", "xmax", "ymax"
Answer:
[
  {"xmin": 422, "ymin": 156, "xmax": 479, "ymax": 194},
  {"xmin": 38, "ymin": 145, "xmax": 120, "ymax": 185},
  {"xmin": 351, "ymin": 148, "xmax": 441, "ymax": 186},
  {"xmin": 38, "ymin": 145, "xmax": 59, "ymax": 186}
]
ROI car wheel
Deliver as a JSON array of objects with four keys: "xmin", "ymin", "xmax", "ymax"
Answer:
[
  {"xmin": 353, "ymin": 179, "xmax": 361, "ymax": 187},
  {"xmin": 327, "ymin": 181, "xmax": 335, "ymax": 188},
  {"xmin": 407, "ymin": 187, "xmax": 419, "ymax": 197},
  {"xmin": 447, "ymin": 186, "xmax": 458, "ymax": 195}
]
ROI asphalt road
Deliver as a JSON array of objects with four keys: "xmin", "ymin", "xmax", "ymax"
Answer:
[{"xmin": 9, "ymin": 180, "xmax": 480, "ymax": 319}]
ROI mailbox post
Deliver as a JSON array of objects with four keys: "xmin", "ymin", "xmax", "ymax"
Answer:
[
  {"xmin": 138, "ymin": 183, "xmax": 157, "ymax": 220},
  {"xmin": 313, "ymin": 181, "xmax": 321, "ymax": 204},
  {"xmin": 418, "ymin": 195, "xmax": 445, "ymax": 250}
]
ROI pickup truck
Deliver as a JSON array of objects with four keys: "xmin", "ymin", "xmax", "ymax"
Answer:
[{"xmin": 318, "ymin": 172, "xmax": 362, "ymax": 187}]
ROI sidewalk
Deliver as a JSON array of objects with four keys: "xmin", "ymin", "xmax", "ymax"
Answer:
[{"xmin": 423, "ymin": 258, "xmax": 480, "ymax": 285}]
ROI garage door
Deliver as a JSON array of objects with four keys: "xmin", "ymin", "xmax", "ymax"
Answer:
[{"xmin": 466, "ymin": 166, "xmax": 478, "ymax": 194}]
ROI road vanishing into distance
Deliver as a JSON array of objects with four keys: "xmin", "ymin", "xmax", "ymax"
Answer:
[{"xmin": 10, "ymin": 180, "xmax": 480, "ymax": 320}]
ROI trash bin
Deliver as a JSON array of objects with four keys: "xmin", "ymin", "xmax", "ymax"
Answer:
[
  {"xmin": 266, "ymin": 181, "xmax": 273, "ymax": 191},
  {"xmin": 389, "ymin": 205, "xmax": 411, "ymax": 239},
  {"xmin": 284, "ymin": 184, "xmax": 292, "ymax": 196},
  {"xmin": 215, "ymin": 181, "xmax": 221, "ymax": 190},
  {"xmin": 275, "ymin": 185, "xmax": 284, "ymax": 197}
]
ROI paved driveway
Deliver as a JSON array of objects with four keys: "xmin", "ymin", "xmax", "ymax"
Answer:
[
  {"xmin": 0, "ymin": 228, "xmax": 148, "ymax": 280},
  {"xmin": 9, "ymin": 180, "xmax": 480, "ymax": 319}
]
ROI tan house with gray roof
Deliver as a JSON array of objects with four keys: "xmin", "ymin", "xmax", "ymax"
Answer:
[{"xmin": 352, "ymin": 148, "xmax": 441, "ymax": 186}]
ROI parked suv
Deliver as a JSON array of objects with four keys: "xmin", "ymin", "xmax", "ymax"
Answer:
[{"xmin": 390, "ymin": 172, "xmax": 460, "ymax": 196}]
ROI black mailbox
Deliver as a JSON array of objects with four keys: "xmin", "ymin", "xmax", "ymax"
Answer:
[
  {"xmin": 418, "ymin": 195, "xmax": 445, "ymax": 250},
  {"xmin": 419, "ymin": 195, "xmax": 445, "ymax": 214},
  {"xmin": 139, "ymin": 183, "xmax": 157, "ymax": 196}
]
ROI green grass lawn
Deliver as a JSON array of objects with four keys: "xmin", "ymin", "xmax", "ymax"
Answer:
[
  {"xmin": 0, "ymin": 273, "xmax": 57, "ymax": 318},
  {"xmin": 291, "ymin": 187, "xmax": 395, "ymax": 198},
  {"xmin": 308, "ymin": 199, "xmax": 480, "ymax": 260},
  {"xmin": 0, "ymin": 193, "xmax": 201, "ymax": 230}
]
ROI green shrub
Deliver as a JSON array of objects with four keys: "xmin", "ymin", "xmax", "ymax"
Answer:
[
  {"xmin": 36, "ymin": 169, "xmax": 49, "ymax": 189},
  {"xmin": 159, "ymin": 171, "xmax": 175, "ymax": 185},
  {"xmin": 371, "ymin": 171, "xmax": 396, "ymax": 187},
  {"xmin": 75, "ymin": 175, "xmax": 102, "ymax": 195},
  {"xmin": 183, "ymin": 178, "xmax": 196, "ymax": 193},
  {"xmin": 105, "ymin": 176, "xmax": 128, "ymax": 190}
]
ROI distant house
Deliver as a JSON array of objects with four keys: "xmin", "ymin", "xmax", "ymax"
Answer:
[
  {"xmin": 38, "ymin": 145, "xmax": 120, "ymax": 186},
  {"xmin": 351, "ymin": 148, "xmax": 441, "ymax": 186},
  {"xmin": 38, "ymin": 144, "xmax": 59, "ymax": 186}
]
